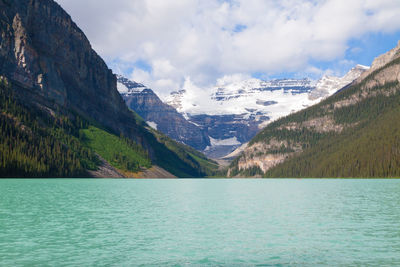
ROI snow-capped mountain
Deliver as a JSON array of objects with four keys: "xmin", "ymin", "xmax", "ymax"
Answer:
[
  {"xmin": 117, "ymin": 75, "xmax": 210, "ymax": 151},
  {"xmin": 212, "ymin": 78, "xmax": 315, "ymax": 102},
  {"xmin": 116, "ymin": 75, "xmax": 147, "ymax": 94},
  {"xmin": 309, "ymin": 65, "xmax": 370, "ymax": 100},
  {"xmin": 167, "ymin": 65, "xmax": 369, "ymax": 121},
  {"xmin": 117, "ymin": 65, "xmax": 368, "ymax": 159},
  {"xmin": 165, "ymin": 65, "xmax": 369, "ymax": 158},
  {"xmin": 165, "ymin": 78, "xmax": 318, "ymax": 157}
]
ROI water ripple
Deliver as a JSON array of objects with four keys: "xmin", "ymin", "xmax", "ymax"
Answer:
[{"xmin": 0, "ymin": 179, "xmax": 399, "ymax": 266}]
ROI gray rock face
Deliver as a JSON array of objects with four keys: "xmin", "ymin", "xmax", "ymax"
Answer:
[
  {"xmin": 0, "ymin": 0, "xmax": 139, "ymax": 139},
  {"xmin": 118, "ymin": 76, "xmax": 210, "ymax": 150},
  {"xmin": 188, "ymin": 114, "xmax": 263, "ymax": 158},
  {"xmin": 189, "ymin": 114, "xmax": 262, "ymax": 144},
  {"xmin": 356, "ymin": 41, "xmax": 400, "ymax": 84}
]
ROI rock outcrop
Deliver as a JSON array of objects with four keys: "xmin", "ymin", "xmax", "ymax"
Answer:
[
  {"xmin": 358, "ymin": 41, "xmax": 400, "ymax": 79},
  {"xmin": 309, "ymin": 65, "xmax": 369, "ymax": 100},
  {"xmin": 355, "ymin": 42, "xmax": 400, "ymax": 91},
  {"xmin": 0, "ymin": 0, "xmax": 140, "ymax": 140}
]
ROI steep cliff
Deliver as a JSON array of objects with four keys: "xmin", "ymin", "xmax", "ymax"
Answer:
[
  {"xmin": 0, "ymin": 0, "xmax": 137, "ymax": 136},
  {"xmin": 229, "ymin": 41, "xmax": 400, "ymax": 178},
  {"xmin": 0, "ymin": 0, "xmax": 217, "ymax": 177}
]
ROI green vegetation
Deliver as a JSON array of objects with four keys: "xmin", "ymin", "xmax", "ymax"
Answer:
[
  {"xmin": 81, "ymin": 126, "xmax": 151, "ymax": 172},
  {"xmin": 229, "ymin": 165, "xmax": 263, "ymax": 177},
  {"xmin": 230, "ymin": 58, "xmax": 400, "ymax": 178},
  {"xmin": 189, "ymin": 152, "xmax": 219, "ymax": 172},
  {"xmin": 146, "ymin": 129, "xmax": 219, "ymax": 177},
  {"xmin": 265, "ymin": 82, "xmax": 400, "ymax": 178},
  {"xmin": 0, "ymin": 78, "xmax": 150, "ymax": 177},
  {"xmin": 0, "ymin": 79, "xmax": 99, "ymax": 177}
]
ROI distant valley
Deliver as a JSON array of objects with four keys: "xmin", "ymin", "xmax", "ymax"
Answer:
[{"xmin": 118, "ymin": 65, "xmax": 368, "ymax": 158}]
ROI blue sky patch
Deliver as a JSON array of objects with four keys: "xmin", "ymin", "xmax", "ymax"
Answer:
[{"xmin": 233, "ymin": 24, "xmax": 247, "ymax": 33}]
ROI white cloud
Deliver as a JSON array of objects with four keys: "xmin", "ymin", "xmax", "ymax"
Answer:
[
  {"xmin": 130, "ymin": 69, "xmax": 151, "ymax": 86},
  {"xmin": 216, "ymin": 74, "xmax": 252, "ymax": 87},
  {"xmin": 56, "ymin": 0, "xmax": 400, "ymax": 95}
]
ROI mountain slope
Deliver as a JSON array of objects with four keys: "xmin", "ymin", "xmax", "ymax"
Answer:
[
  {"xmin": 0, "ymin": 78, "xmax": 99, "ymax": 177},
  {"xmin": 228, "ymin": 42, "xmax": 400, "ymax": 178},
  {"xmin": 117, "ymin": 75, "xmax": 210, "ymax": 151},
  {"xmin": 0, "ymin": 0, "xmax": 216, "ymax": 178}
]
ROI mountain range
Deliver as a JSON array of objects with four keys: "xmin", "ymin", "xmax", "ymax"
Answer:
[{"xmin": 118, "ymin": 65, "xmax": 368, "ymax": 158}]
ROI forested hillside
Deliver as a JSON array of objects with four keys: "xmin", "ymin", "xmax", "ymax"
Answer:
[
  {"xmin": 0, "ymin": 78, "xmax": 152, "ymax": 177},
  {"xmin": 228, "ymin": 43, "xmax": 400, "ymax": 178},
  {"xmin": 0, "ymin": 78, "xmax": 218, "ymax": 178},
  {"xmin": 265, "ymin": 80, "xmax": 400, "ymax": 178},
  {"xmin": 0, "ymin": 79, "xmax": 98, "ymax": 177}
]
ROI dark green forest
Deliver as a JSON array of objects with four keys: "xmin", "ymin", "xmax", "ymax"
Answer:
[
  {"xmin": 265, "ymin": 85, "xmax": 400, "ymax": 178},
  {"xmin": 143, "ymin": 127, "xmax": 219, "ymax": 177},
  {"xmin": 230, "ymin": 59, "xmax": 400, "ymax": 178},
  {"xmin": 0, "ymin": 79, "xmax": 99, "ymax": 177},
  {"xmin": 0, "ymin": 79, "xmax": 158, "ymax": 177}
]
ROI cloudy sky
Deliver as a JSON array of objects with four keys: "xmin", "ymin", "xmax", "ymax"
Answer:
[{"xmin": 56, "ymin": 0, "xmax": 400, "ymax": 97}]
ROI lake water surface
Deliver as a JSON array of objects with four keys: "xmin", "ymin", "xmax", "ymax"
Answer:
[{"xmin": 0, "ymin": 179, "xmax": 399, "ymax": 266}]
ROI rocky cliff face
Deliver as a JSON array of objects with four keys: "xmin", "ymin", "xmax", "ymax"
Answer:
[
  {"xmin": 358, "ymin": 41, "xmax": 400, "ymax": 78},
  {"xmin": 189, "ymin": 114, "xmax": 262, "ymax": 158},
  {"xmin": 0, "ymin": 0, "xmax": 138, "ymax": 139},
  {"xmin": 355, "ymin": 41, "xmax": 400, "ymax": 90},
  {"xmin": 117, "ymin": 76, "xmax": 210, "ymax": 150}
]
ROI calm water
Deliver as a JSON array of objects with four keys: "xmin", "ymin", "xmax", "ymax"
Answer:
[{"xmin": 0, "ymin": 179, "xmax": 399, "ymax": 266}]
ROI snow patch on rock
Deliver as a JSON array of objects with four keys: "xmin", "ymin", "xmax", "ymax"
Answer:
[
  {"xmin": 117, "ymin": 82, "xmax": 129, "ymax": 94},
  {"xmin": 210, "ymin": 136, "xmax": 241, "ymax": 146},
  {"xmin": 146, "ymin": 121, "xmax": 158, "ymax": 130}
]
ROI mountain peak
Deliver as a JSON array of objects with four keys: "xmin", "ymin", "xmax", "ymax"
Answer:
[
  {"xmin": 355, "ymin": 64, "xmax": 370, "ymax": 70},
  {"xmin": 356, "ymin": 40, "xmax": 400, "ymax": 83},
  {"xmin": 371, "ymin": 41, "xmax": 400, "ymax": 70},
  {"xmin": 308, "ymin": 64, "xmax": 368, "ymax": 100},
  {"xmin": 116, "ymin": 75, "xmax": 147, "ymax": 94}
]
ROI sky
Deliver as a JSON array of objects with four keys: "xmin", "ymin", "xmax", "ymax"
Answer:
[{"xmin": 56, "ymin": 0, "xmax": 400, "ymax": 98}]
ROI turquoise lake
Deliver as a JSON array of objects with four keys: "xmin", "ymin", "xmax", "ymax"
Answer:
[{"xmin": 0, "ymin": 179, "xmax": 399, "ymax": 266}]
